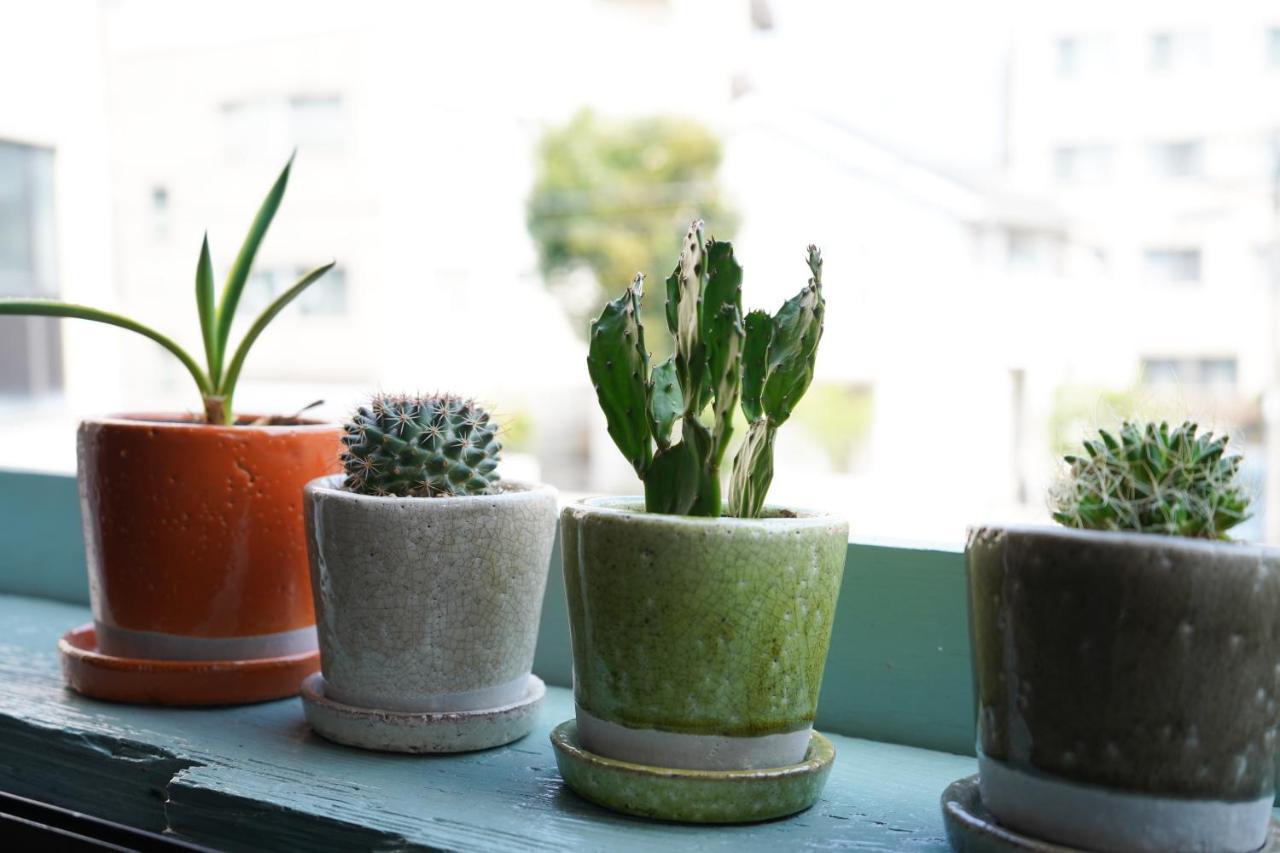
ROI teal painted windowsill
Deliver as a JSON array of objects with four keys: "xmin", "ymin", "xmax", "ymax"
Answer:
[
  {"xmin": 0, "ymin": 468, "xmax": 980, "ymax": 849},
  {"xmin": 0, "ymin": 594, "xmax": 975, "ymax": 850}
]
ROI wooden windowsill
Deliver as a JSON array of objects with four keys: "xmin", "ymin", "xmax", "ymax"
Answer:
[{"xmin": 0, "ymin": 593, "xmax": 976, "ymax": 850}]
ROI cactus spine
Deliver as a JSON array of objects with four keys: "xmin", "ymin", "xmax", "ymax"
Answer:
[
  {"xmin": 342, "ymin": 393, "xmax": 501, "ymax": 497},
  {"xmin": 1052, "ymin": 420, "xmax": 1250, "ymax": 539},
  {"xmin": 587, "ymin": 221, "xmax": 825, "ymax": 518}
]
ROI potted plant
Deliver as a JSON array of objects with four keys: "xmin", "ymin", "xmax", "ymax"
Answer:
[
  {"xmin": 0, "ymin": 155, "xmax": 341, "ymax": 705},
  {"xmin": 299, "ymin": 393, "xmax": 558, "ymax": 753},
  {"xmin": 550, "ymin": 220, "xmax": 848, "ymax": 824},
  {"xmin": 955, "ymin": 421, "xmax": 1279, "ymax": 852}
]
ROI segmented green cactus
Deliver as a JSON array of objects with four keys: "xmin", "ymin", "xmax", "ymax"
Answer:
[
  {"xmin": 588, "ymin": 220, "xmax": 825, "ymax": 518},
  {"xmin": 342, "ymin": 393, "xmax": 501, "ymax": 497},
  {"xmin": 1051, "ymin": 421, "xmax": 1250, "ymax": 540}
]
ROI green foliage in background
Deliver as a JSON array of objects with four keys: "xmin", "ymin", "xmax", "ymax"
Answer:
[
  {"xmin": 527, "ymin": 109, "xmax": 737, "ymax": 339},
  {"xmin": 0, "ymin": 155, "xmax": 331, "ymax": 425},
  {"xmin": 794, "ymin": 384, "xmax": 873, "ymax": 473},
  {"xmin": 1051, "ymin": 421, "xmax": 1250, "ymax": 540},
  {"xmin": 1049, "ymin": 385, "xmax": 1186, "ymax": 456},
  {"xmin": 497, "ymin": 409, "xmax": 534, "ymax": 454}
]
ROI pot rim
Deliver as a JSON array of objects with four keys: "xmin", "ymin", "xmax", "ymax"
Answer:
[
  {"xmin": 566, "ymin": 494, "xmax": 844, "ymax": 530},
  {"xmin": 305, "ymin": 472, "xmax": 556, "ymax": 505},
  {"xmin": 967, "ymin": 522, "xmax": 1277, "ymax": 558},
  {"xmin": 80, "ymin": 413, "xmax": 339, "ymax": 433}
]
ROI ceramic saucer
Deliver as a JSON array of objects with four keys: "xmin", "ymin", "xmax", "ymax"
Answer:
[
  {"xmin": 59, "ymin": 623, "xmax": 319, "ymax": 706},
  {"xmin": 550, "ymin": 719, "xmax": 834, "ymax": 823},
  {"xmin": 941, "ymin": 775, "xmax": 1280, "ymax": 852},
  {"xmin": 301, "ymin": 672, "xmax": 545, "ymax": 753}
]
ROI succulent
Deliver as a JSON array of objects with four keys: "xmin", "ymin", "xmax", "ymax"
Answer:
[
  {"xmin": 341, "ymin": 393, "xmax": 501, "ymax": 498},
  {"xmin": 1051, "ymin": 420, "xmax": 1250, "ymax": 540},
  {"xmin": 588, "ymin": 219, "xmax": 825, "ymax": 518},
  {"xmin": 0, "ymin": 154, "xmax": 332, "ymax": 425}
]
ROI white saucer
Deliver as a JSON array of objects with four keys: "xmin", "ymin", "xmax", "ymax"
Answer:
[{"xmin": 301, "ymin": 672, "xmax": 545, "ymax": 753}]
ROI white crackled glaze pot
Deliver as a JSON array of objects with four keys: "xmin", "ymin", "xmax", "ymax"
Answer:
[{"xmin": 303, "ymin": 475, "xmax": 557, "ymax": 715}]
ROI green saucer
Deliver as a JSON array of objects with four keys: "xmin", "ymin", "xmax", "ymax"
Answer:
[{"xmin": 549, "ymin": 720, "xmax": 834, "ymax": 824}]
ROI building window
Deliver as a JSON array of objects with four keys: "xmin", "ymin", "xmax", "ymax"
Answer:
[
  {"xmin": 221, "ymin": 94, "xmax": 346, "ymax": 159},
  {"xmin": 1053, "ymin": 144, "xmax": 1112, "ymax": 183},
  {"xmin": 243, "ymin": 265, "xmax": 348, "ymax": 317},
  {"xmin": 1006, "ymin": 229, "xmax": 1062, "ymax": 272},
  {"xmin": 1149, "ymin": 31, "xmax": 1209, "ymax": 72},
  {"xmin": 1268, "ymin": 27, "xmax": 1280, "ymax": 67},
  {"xmin": 1143, "ymin": 248, "xmax": 1201, "ymax": 283},
  {"xmin": 1142, "ymin": 357, "xmax": 1237, "ymax": 391},
  {"xmin": 0, "ymin": 140, "xmax": 62, "ymax": 396},
  {"xmin": 289, "ymin": 95, "xmax": 346, "ymax": 151},
  {"xmin": 1148, "ymin": 140, "xmax": 1204, "ymax": 178},
  {"xmin": 295, "ymin": 265, "xmax": 347, "ymax": 316},
  {"xmin": 1055, "ymin": 35, "xmax": 1109, "ymax": 76}
]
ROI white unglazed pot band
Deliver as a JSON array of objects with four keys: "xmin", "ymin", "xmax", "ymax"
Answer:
[
  {"xmin": 575, "ymin": 705, "xmax": 812, "ymax": 771},
  {"xmin": 95, "ymin": 621, "xmax": 318, "ymax": 661},
  {"xmin": 324, "ymin": 673, "xmax": 530, "ymax": 714},
  {"xmin": 978, "ymin": 754, "xmax": 1273, "ymax": 853}
]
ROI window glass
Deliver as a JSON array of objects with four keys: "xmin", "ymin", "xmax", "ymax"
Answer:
[
  {"xmin": 1148, "ymin": 140, "xmax": 1204, "ymax": 178},
  {"xmin": 1143, "ymin": 248, "xmax": 1201, "ymax": 283},
  {"xmin": 0, "ymin": 140, "xmax": 61, "ymax": 395},
  {"xmin": 1053, "ymin": 144, "xmax": 1112, "ymax": 183},
  {"xmin": 3, "ymin": 2, "xmax": 1280, "ymax": 543},
  {"xmin": 1149, "ymin": 30, "xmax": 1209, "ymax": 72}
]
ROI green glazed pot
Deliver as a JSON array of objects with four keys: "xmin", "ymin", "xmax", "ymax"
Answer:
[
  {"xmin": 967, "ymin": 524, "xmax": 1280, "ymax": 853},
  {"xmin": 560, "ymin": 497, "xmax": 848, "ymax": 771}
]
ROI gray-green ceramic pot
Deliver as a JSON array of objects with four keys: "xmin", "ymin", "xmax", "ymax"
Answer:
[
  {"xmin": 304, "ymin": 475, "xmax": 557, "ymax": 713},
  {"xmin": 561, "ymin": 496, "xmax": 848, "ymax": 771},
  {"xmin": 966, "ymin": 524, "xmax": 1280, "ymax": 853}
]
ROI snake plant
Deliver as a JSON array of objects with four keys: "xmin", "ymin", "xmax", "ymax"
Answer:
[{"xmin": 0, "ymin": 154, "xmax": 333, "ymax": 425}]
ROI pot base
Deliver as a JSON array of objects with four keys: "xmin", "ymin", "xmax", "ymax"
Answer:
[
  {"xmin": 59, "ymin": 623, "xmax": 319, "ymax": 706},
  {"xmin": 942, "ymin": 775, "xmax": 1280, "ymax": 853},
  {"xmin": 300, "ymin": 672, "xmax": 545, "ymax": 753},
  {"xmin": 550, "ymin": 719, "xmax": 834, "ymax": 824}
]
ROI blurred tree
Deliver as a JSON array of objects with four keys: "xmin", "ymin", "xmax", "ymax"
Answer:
[
  {"xmin": 1049, "ymin": 386, "xmax": 1192, "ymax": 455},
  {"xmin": 793, "ymin": 384, "xmax": 874, "ymax": 473},
  {"xmin": 527, "ymin": 109, "xmax": 737, "ymax": 341}
]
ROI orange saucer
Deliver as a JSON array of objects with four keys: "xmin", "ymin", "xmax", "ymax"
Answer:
[{"xmin": 58, "ymin": 623, "xmax": 320, "ymax": 706}]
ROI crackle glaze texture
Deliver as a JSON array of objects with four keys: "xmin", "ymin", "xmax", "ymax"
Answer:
[
  {"xmin": 967, "ymin": 524, "xmax": 1280, "ymax": 800},
  {"xmin": 77, "ymin": 415, "xmax": 341, "ymax": 651},
  {"xmin": 561, "ymin": 497, "xmax": 847, "ymax": 737},
  {"xmin": 304, "ymin": 476, "xmax": 556, "ymax": 711}
]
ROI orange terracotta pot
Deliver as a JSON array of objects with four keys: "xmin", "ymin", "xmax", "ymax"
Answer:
[{"xmin": 76, "ymin": 414, "xmax": 342, "ymax": 666}]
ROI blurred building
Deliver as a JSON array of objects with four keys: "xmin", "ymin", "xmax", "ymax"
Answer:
[
  {"xmin": 1003, "ymin": 1, "xmax": 1280, "ymax": 537},
  {"xmin": 3, "ymin": 0, "xmax": 1279, "ymax": 541}
]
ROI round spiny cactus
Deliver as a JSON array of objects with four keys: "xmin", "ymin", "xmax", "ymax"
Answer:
[
  {"xmin": 341, "ymin": 393, "xmax": 500, "ymax": 497},
  {"xmin": 1051, "ymin": 420, "xmax": 1250, "ymax": 540}
]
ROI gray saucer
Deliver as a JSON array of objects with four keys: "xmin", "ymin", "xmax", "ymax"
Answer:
[
  {"xmin": 941, "ymin": 775, "xmax": 1280, "ymax": 852},
  {"xmin": 301, "ymin": 672, "xmax": 544, "ymax": 753}
]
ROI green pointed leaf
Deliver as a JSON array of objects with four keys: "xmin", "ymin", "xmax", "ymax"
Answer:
[
  {"xmin": 195, "ymin": 233, "xmax": 219, "ymax": 383},
  {"xmin": 0, "ymin": 298, "xmax": 209, "ymax": 394},
  {"xmin": 217, "ymin": 262, "xmax": 333, "ymax": 422},
  {"xmin": 213, "ymin": 153, "xmax": 294, "ymax": 379}
]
